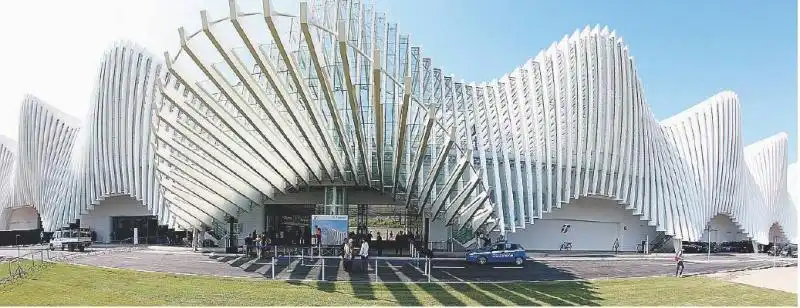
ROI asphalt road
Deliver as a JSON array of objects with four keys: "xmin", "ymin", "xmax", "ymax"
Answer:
[{"xmin": 31, "ymin": 247, "xmax": 795, "ymax": 282}]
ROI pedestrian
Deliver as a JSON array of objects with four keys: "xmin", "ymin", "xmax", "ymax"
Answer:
[
  {"xmin": 255, "ymin": 235, "xmax": 262, "ymax": 259},
  {"xmin": 244, "ymin": 234, "xmax": 253, "ymax": 256},
  {"xmin": 342, "ymin": 238, "xmax": 352, "ymax": 272},
  {"xmin": 376, "ymin": 232, "xmax": 383, "ymax": 256},
  {"xmin": 260, "ymin": 233, "xmax": 267, "ymax": 258},
  {"xmin": 360, "ymin": 238, "xmax": 370, "ymax": 272},
  {"xmin": 395, "ymin": 231, "xmax": 403, "ymax": 255},
  {"xmin": 675, "ymin": 250, "xmax": 685, "ymax": 277},
  {"xmin": 300, "ymin": 228, "xmax": 306, "ymax": 246}
]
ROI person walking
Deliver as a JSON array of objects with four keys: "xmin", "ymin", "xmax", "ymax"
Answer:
[
  {"xmin": 395, "ymin": 231, "xmax": 403, "ymax": 255},
  {"xmin": 376, "ymin": 232, "xmax": 383, "ymax": 256},
  {"xmin": 315, "ymin": 226, "xmax": 322, "ymax": 247},
  {"xmin": 674, "ymin": 250, "xmax": 685, "ymax": 277},
  {"xmin": 255, "ymin": 235, "xmax": 262, "ymax": 259},
  {"xmin": 244, "ymin": 234, "xmax": 253, "ymax": 257},
  {"xmin": 342, "ymin": 238, "xmax": 353, "ymax": 272},
  {"xmin": 360, "ymin": 239, "xmax": 370, "ymax": 272}
]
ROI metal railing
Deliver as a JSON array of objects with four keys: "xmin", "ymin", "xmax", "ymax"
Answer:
[
  {"xmin": 228, "ymin": 241, "xmax": 447, "ymax": 282},
  {"xmin": 1, "ymin": 240, "xmax": 142, "ymax": 284},
  {"xmin": 2, "ymin": 248, "xmax": 50, "ymax": 284}
]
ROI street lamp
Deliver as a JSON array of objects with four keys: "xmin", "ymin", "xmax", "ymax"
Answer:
[{"xmin": 705, "ymin": 224, "xmax": 717, "ymax": 261}]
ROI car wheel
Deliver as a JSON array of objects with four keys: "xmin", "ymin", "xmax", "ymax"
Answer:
[
  {"xmin": 477, "ymin": 257, "xmax": 487, "ymax": 265},
  {"xmin": 515, "ymin": 257, "xmax": 524, "ymax": 266}
]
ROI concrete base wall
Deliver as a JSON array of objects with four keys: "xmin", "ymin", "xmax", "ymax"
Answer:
[
  {"xmin": 506, "ymin": 197, "xmax": 658, "ymax": 251},
  {"xmin": 769, "ymin": 223, "xmax": 788, "ymax": 243},
  {"xmin": 700, "ymin": 214, "xmax": 749, "ymax": 243},
  {"xmin": 80, "ymin": 195, "xmax": 153, "ymax": 243},
  {"xmin": 4, "ymin": 207, "xmax": 38, "ymax": 230}
]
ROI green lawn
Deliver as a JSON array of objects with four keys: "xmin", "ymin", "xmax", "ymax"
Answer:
[
  {"xmin": 0, "ymin": 259, "xmax": 39, "ymax": 281},
  {"xmin": 0, "ymin": 263, "xmax": 795, "ymax": 306}
]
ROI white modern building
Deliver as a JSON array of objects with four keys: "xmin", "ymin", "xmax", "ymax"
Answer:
[{"xmin": 0, "ymin": 0, "xmax": 797, "ymax": 251}]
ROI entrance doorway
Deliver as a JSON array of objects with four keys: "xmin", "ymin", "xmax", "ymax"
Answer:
[
  {"xmin": 111, "ymin": 216, "xmax": 159, "ymax": 244},
  {"xmin": 264, "ymin": 204, "xmax": 315, "ymax": 246}
]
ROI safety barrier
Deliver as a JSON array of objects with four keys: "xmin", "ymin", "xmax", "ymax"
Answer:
[
  {"xmin": 233, "ymin": 241, "xmax": 467, "ymax": 282},
  {"xmin": 257, "ymin": 254, "xmax": 444, "ymax": 282}
]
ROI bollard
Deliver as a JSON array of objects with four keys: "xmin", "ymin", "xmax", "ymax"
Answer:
[
  {"xmin": 301, "ymin": 249, "xmax": 304, "ymax": 266},
  {"xmin": 375, "ymin": 258, "xmax": 378, "ymax": 281},
  {"xmin": 271, "ymin": 257, "xmax": 276, "ymax": 280},
  {"xmin": 427, "ymin": 256, "xmax": 431, "ymax": 282},
  {"xmin": 321, "ymin": 257, "xmax": 326, "ymax": 281}
]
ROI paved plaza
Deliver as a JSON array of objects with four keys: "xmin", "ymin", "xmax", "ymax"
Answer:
[
  {"xmin": 709, "ymin": 266, "xmax": 798, "ymax": 293},
  {"xmin": 3, "ymin": 245, "xmax": 795, "ymax": 283}
]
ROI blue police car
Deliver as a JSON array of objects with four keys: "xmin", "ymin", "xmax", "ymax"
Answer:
[{"xmin": 466, "ymin": 242, "xmax": 527, "ymax": 265}]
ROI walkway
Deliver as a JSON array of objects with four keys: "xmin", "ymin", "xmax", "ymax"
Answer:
[
  {"xmin": 31, "ymin": 246, "xmax": 795, "ymax": 283},
  {"xmin": 708, "ymin": 267, "xmax": 798, "ymax": 294}
]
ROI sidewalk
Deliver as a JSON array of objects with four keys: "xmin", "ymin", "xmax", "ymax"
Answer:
[
  {"xmin": 708, "ymin": 266, "xmax": 798, "ymax": 293},
  {"xmin": 140, "ymin": 245, "xmax": 797, "ymax": 265}
]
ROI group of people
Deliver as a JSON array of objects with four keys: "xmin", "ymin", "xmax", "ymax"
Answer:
[
  {"xmin": 341, "ymin": 237, "xmax": 371, "ymax": 272},
  {"xmin": 477, "ymin": 232, "xmax": 505, "ymax": 248},
  {"xmin": 244, "ymin": 231, "xmax": 272, "ymax": 258},
  {"xmin": 338, "ymin": 230, "xmax": 425, "ymax": 272}
]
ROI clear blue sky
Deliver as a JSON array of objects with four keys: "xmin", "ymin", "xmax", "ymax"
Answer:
[{"xmin": 374, "ymin": 0, "xmax": 798, "ymax": 162}]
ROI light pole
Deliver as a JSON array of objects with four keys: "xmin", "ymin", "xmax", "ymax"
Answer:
[{"xmin": 706, "ymin": 222, "xmax": 711, "ymax": 261}]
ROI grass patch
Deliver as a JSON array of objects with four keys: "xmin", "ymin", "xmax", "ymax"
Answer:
[
  {"xmin": 0, "ymin": 259, "xmax": 40, "ymax": 281},
  {"xmin": 0, "ymin": 263, "xmax": 795, "ymax": 306}
]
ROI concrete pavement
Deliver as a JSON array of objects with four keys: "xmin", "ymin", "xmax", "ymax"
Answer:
[
  {"xmin": 708, "ymin": 266, "xmax": 798, "ymax": 294},
  {"xmin": 39, "ymin": 246, "xmax": 796, "ymax": 283}
]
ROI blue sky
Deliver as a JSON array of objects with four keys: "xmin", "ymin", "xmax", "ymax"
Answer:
[{"xmin": 374, "ymin": 0, "xmax": 798, "ymax": 162}]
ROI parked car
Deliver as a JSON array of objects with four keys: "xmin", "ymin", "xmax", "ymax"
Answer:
[{"xmin": 466, "ymin": 242, "xmax": 527, "ymax": 266}]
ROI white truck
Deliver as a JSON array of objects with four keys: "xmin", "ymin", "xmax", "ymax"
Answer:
[{"xmin": 49, "ymin": 228, "xmax": 93, "ymax": 252}]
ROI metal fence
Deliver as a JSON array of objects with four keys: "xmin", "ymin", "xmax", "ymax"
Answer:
[
  {"xmin": 1, "ymin": 242, "xmax": 142, "ymax": 284},
  {"xmin": 232, "ymin": 241, "xmax": 466, "ymax": 282},
  {"xmin": 2, "ymin": 248, "xmax": 50, "ymax": 284}
]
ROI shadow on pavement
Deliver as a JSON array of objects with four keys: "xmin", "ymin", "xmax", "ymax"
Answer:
[{"xmin": 210, "ymin": 256, "xmax": 602, "ymax": 306}]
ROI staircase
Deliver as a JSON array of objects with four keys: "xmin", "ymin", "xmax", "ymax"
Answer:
[
  {"xmin": 452, "ymin": 224, "xmax": 476, "ymax": 250},
  {"xmin": 207, "ymin": 220, "xmax": 227, "ymax": 247},
  {"xmin": 649, "ymin": 232, "xmax": 673, "ymax": 253}
]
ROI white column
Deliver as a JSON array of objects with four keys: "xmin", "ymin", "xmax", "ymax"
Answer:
[{"xmin": 192, "ymin": 228, "xmax": 199, "ymax": 252}]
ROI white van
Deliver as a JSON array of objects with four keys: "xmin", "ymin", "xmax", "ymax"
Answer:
[{"xmin": 50, "ymin": 229, "xmax": 92, "ymax": 252}]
